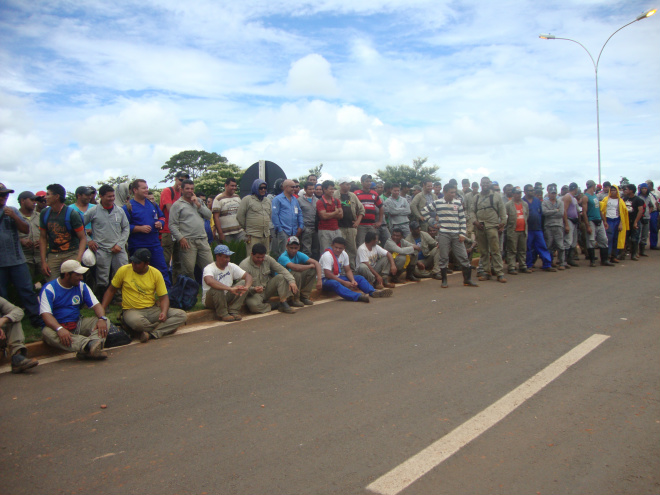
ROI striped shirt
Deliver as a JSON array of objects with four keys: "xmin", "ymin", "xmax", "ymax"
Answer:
[
  {"xmin": 421, "ymin": 198, "xmax": 466, "ymax": 236},
  {"xmin": 354, "ymin": 189, "xmax": 383, "ymax": 225}
]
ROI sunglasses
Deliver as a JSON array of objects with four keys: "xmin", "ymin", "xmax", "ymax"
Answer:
[{"xmin": 258, "ymin": 185, "xmax": 268, "ymax": 190}]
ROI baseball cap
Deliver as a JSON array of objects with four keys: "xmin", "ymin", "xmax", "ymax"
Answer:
[
  {"xmin": 35, "ymin": 190, "xmax": 47, "ymax": 197},
  {"xmin": 548, "ymin": 185, "xmax": 558, "ymax": 193},
  {"xmin": 337, "ymin": 177, "xmax": 351, "ymax": 185},
  {"xmin": 491, "ymin": 181, "xmax": 499, "ymax": 186},
  {"xmin": 586, "ymin": 180, "xmax": 596, "ymax": 189},
  {"xmin": 286, "ymin": 235, "xmax": 300, "ymax": 245},
  {"xmin": 75, "ymin": 186, "xmax": 94, "ymax": 196},
  {"xmin": 360, "ymin": 174, "xmax": 372, "ymax": 182},
  {"xmin": 130, "ymin": 248, "xmax": 152, "ymax": 263},
  {"xmin": 512, "ymin": 186, "xmax": 523, "ymax": 194},
  {"xmin": 0, "ymin": 183, "xmax": 15, "ymax": 194},
  {"xmin": 175, "ymin": 171, "xmax": 190, "ymax": 179},
  {"xmin": 213, "ymin": 244, "xmax": 235, "ymax": 256},
  {"xmin": 60, "ymin": 260, "xmax": 89, "ymax": 274},
  {"xmin": 409, "ymin": 220, "xmax": 420, "ymax": 229},
  {"xmin": 569, "ymin": 182, "xmax": 579, "ymax": 191},
  {"xmin": 17, "ymin": 191, "xmax": 37, "ymax": 201}
]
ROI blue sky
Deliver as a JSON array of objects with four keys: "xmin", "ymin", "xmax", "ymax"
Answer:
[{"xmin": 1, "ymin": 0, "xmax": 658, "ymax": 202}]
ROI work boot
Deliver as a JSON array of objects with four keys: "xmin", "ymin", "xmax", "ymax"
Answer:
[
  {"xmin": 630, "ymin": 243, "xmax": 639, "ymax": 261},
  {"xmin": 600, "ymin": 248, "xmax": 614, "ymax": 266},
  {"xmin": 567, "ymin": 248, "xmax": 579, "ymax": 267},
  {"xmin": 278, "ymin": 301, "xmax": 295, "ymax": 313},
  {"xmin": 357, "ymin": 294, "xmax": 370, "ymax": 303},
  {"xmin": 478, "ymin": 273, "xmax": 491, "ymax": 281},
  {"xmin": 462, "ymin": 266, "xmax": 478, "ymax": 287},
  {"xmin": 406, "ymin": 270, "xmax": 420, "ymax": 282},
  {"xmin": 300, "ymin": 297, "xmax": 314, "ymax": 306},
  {"xmin": 639, "ymin": 244, "xmax": 648, "ymax": 257},
  {"xmin": 288, "ymin": 298, "xmax": 305, "ymax": 308},
  {"xmin": 610, "ymin": 253, "xmax": 619, "ymax": 263},
  {"xmin": 11, "ymin": 353, "xmax": 38, "ymax": 374},
  {"xmin": 440, "ymin": 268, "xmax": 448, "ymax": 288},
  {"xmin": 588, "ymin": 248, "xmax": 597, "ymax": 267}
]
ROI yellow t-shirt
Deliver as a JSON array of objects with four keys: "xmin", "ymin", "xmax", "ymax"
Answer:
[{"xmin": 111, "ymin": 265, "xmax": 167, "ymax": 310}]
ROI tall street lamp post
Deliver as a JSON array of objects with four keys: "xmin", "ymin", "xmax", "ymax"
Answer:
[{"xmin": 540, "ymin": 8, "xmax": 656, "ymax": 184}]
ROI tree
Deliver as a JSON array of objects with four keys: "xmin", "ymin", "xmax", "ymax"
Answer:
[
  {"xmin": 161, "ymin": 150, "xmax": 229, "ymax": 183},
  {"xmin": 193, "ymin": 162, "xmax": 244, "ymax": 198},
  {"xmin": 96, "ymin": 175, "xmax": 137, "ymax": 188},
  {"xmin": 298, "ymin": 163, "xmax": 324, "ymax": 185},
  {"xmin": 374, "ymin": 157, "xmax": 440, "ymax": 186}
]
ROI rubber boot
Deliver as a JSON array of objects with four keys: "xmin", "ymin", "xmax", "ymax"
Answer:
[
  {"xmin": 600, "ymin": 248, "xmax": 614, "ymax": 266},
  {"xmin": 562, "ymin": 250, "xmax": 570, "ymax": 269},
  {"xmin": 440, "ymin": 268, "xmax": 448, "ymax": 288},
  {"xmin": 639, "ymin": 244, "xmax": 648, "ymax": 257},
  {"xmin": 462, "ymin": 266, "xmax": 478, "ymax": 287},
  {"xmin": 631, "ymin": 243, "xmax": 639, "ymax": 261},
  {"xmin": 406, "ymin": 265, "xmax": 420, "ymax": 281},
  {"xmin": 588, "ymin": 248, "xmax": 597, "ymax": 267},
  {"xmin": 567, "ymin": 248, "xmax": 579, "ymax": 267}
]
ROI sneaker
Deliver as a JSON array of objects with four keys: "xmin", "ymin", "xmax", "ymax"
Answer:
[
  {"xmin": 220, "ymin": 315, "xmax": 236, "ymax": 322},
  {"xmin": 371, "ymin": 289, "xmax": 393, "ymax": 298},
  {"xmin": 11, "ymin": 354, "xmax": 38, "ymax": 374},
  {"xmin": 357, "ymin": 294, "xmax": 370, "ymax": 303},
  {"xmin": 289, "ymin": 299, "xmax": 305, "ymax": 308},
  {"xmin": 300, "ymin": 298, "xmax": 314, "ymax": 306},
  {"xmin": 278, "ymin": 301, "xmax": 294, "ymax": 313},
  {"xmin": 139, "ymin": 331, "xmax": 150, "ymax": 343}
]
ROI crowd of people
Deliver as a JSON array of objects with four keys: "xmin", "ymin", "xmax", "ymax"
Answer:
[{"xmin": 0, "ymin": 173, "xmax": 658, "ymax": 374}]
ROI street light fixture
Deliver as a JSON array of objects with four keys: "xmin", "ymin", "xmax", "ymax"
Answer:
[{"xmin": 539, "ymin": 8, "xmax": 657, "ymax": 184}]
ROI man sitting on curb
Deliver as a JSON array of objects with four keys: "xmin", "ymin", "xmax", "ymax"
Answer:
[
  {"xmin": 101, "ymin": 248, "xmax": 187, "ymax": 343},
  {"xmin": 277, "ymin": 236, "xmax": 323, "ymax": 307},
  {"xmin": 40, "ymin": 260, "xmax": 108, "ymax": 360},
  {"xmin": 202, "ymin": 245, "xmax": 253, "ymax": 322},
  {"xmin": 320, "ymin": 237, "xmax": 393, "ymax": 303},
  {"xmin": 355, "ymin": 232, "xmax": 397, "ymax": 289},
  {"xmin": 383, "ymin": 228, "xmax": 424, "ymax": 282},
  {"xmin": 1, "ymin": 296, "xmax": 39, "ymax": 373},
  {"xmin": 406, "ymin": 221, "xmax": 440, "ymax": 279},
  {"xmin": 239, "ymin": 243, "xmax": 297, "ymax": 314}
]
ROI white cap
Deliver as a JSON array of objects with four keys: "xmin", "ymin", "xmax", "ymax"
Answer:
[
  {"xmin": 338, "ymin": 177, "xmax": 351, "ymax": 185},
  {"xmin": 60, "ymin": 260, "xmax": 89, "ymax": 274}
]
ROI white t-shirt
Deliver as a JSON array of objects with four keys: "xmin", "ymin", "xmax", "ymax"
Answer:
[
  {"xmin": 606, "ymin": 198, "xmax": 619, "ymax": 219},
  {"xmin": 320, "ymin": 250, "xmax": 349, "ymax": 279},
  {"xmin": 356, "ymin": 243, "xmax": 388, "ymax": 267},
  {"xmin": 201, "ymin": 262, "xmax": 246, "ymax": 303}
]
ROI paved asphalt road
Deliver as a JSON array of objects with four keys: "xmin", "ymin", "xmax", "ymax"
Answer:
[{"xmin": 2, "ymin": 254, "xmax": 659, "ymax": 495}]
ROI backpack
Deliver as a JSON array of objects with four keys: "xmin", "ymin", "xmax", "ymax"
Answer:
[
  {"xmin": 168, "ymin": 275, "xmax": 199, "ymax": 311},
  {"xmin": 42, "ymin": 205, "xmax": 84, "ymax": 232}
]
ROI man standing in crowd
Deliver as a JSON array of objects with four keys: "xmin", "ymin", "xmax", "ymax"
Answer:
[
  {"xmin": 355, "ymin": 174, "xmax": 384, "ymax": 247},
  {"xmin": 562, "ymin": 182, "xmax": 581, "ymax": 267},
  {"xmin": 202, "ymin": 244, "xmax": 252, "ymax": 322},
  {"xmin": 384, "ymin": 183, "xmax": 412, "ymax": 237},
  {"xmin": 638, "ymin": 183, "xmax": 653, "ymax": 257},
  {"xmin": 622, "ymin": 184, "xmax": 645, "ymax": 261},
  {"xmin": 39, "ymin": 183, "xmax": 87, "ymax": 282},
  {"xmin": 1, "ymin": 296, "xmax": 39, "ymax": 373},
  {"xmin": 320, "ymin": 237, "xmax": 392, "ymax": 302},
  {"xmin": 271, "ymin": 179, "xmax": 304, "ymax": 259},
  {"xmin": 598, "ymin": 181, "xmax": 611, "ymax": 201},
  {"xmin": 647, "ymin": 180, "xmax": 659, "ymax": 250},
  {"xmin": 239, "ymin": 243, "xmax": 297, "ymax": 314},
  {"xmin": 297, "ymin": 182, "xmax": 318, "ymax": 258},
  {"xmin": 316, "ymin": 180, "xmax": 343, "ymax": 252},
  {"xmin": 168, "ymin": 179, "xmax": 214, "ymax": 282},
  {"xmin": 423, "ymin": 183, "xmax": 478, "ymax": 288},
  {"xmin": 334, "ymin": 178, "xmax": 364, "ymax": 269},
  {"xmin": 505, "ymin": 186, "xmax": 528, "ymax": 274},
  {"xmin": 356, "ymin": 231, "xmax": 397, "ymax": 289},
  {"xmin": 306, "ymin": 174, "xmax": 318, "ymax": 187},
  {"xmin": 278, "ymin": 236, "xmax": 323, "ymax": 306},
  {"xmin": 40, "ymin": 260, "xmax": 108, "ymax": 360},
  {"xmin": 123, "ymin": 179, "xmax": 171, "ymax": 287},
  {"xmin": 582, "ymin": 180, "xmax": 614, "ymax": 267},
  {"xmin": 384, "ymin": 228, "xmax": 423, "ymax": 282},
  {"xmin": 523, "ymin": 184, "xmax": 556, "ymax": 272},
  {"xmin": 237, "ymin": 179, "xmax": 272, "ymax": 258},
  {"xmin": 406, "ymin": 221, "xmax": 440, "ymax": 279},
  {"xmin": 102, "ymin": 248, "xmax": 187, "ymax": 342},
  {"xmin": 17, "ymin": 191, "xmax": 43, "ymax": 286},
  {"xmin": 542, "ymin": 184, "xmax": 567, "ymax": 269},
  {"xmin": 159, "ymin": 171, "xmax": 187, "ymax": 269},
  {"xmin": 0, "ymin": 184, "xmax": 43, "ymax": 328},
  {"xmin": 70, "ymin": 186, "xmax": 95, "ymax": 237},
  {"xmin": 411, "ymin": 180, "xmax": 437, "ymax": 231},
  {"xmin": 601, "ymin": 185, "xmax": 628, "ymax": 263},
  {"xmin": 470, "ymin": 177, "xmax": 507, "ymax": 283},
  {"xmin": 84, "ymin": 184, "xmax": 130, "ymax": 299}
]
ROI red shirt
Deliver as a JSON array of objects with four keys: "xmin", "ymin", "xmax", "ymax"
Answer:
[
  {"xmin": 159, "ymin": 186, "xmax": 182, "ymax": 234},
  {"xmin": 316, "ymin": 196, "xmax": 340, "ymax": 231},
  {"xmin": 354, "ymin": 189, "xmax": 382, "ymax": 225},
  {"xmin": 514, "ymin": 203, "xmax": 525, "ymax": 232}
]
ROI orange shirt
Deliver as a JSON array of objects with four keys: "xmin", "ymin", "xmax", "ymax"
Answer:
[{"xmin": 515, "ymin": 203, "xmax": 525, "ymax": 231}]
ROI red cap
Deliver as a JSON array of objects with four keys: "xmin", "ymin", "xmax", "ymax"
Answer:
[{"xmin": 35, "ymin": 190, "xmax": 47, "ymax": 197}]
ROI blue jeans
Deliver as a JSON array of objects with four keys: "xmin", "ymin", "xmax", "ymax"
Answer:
[
  {"xmin": 605, "ymin": 217, "xmax": 620, "ymax": 257},
  {"xmin": 322, "ymin": 275, "xmax": 374, "ymax": 301},
  {"xmin": 128, "ymin": 244, "xmax": 172, "ymax": 289},
  {"xmin": 526, "ymin": 230, "xmax": 553, "ymax": 268},
  {"xmin": 0, "ymin": 263, "xmax": 42, "ymax": 324},
  {"xmin": 650, "ymin": 211, "xmax": 658, "ymax": 248}
]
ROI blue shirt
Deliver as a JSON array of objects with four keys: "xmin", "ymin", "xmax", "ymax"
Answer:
[
  {"xmin": 278, "ymin": 250, "xmax": 310, "ymax": 271},
  {"xmin": 70, "ymin": 203, "xmax": 95, "ymax": 231},
  {"xmin": 0, "ymin": 207, "xmax": 27, "ymax": 267},
  {"xmin": 524, "ymin": 196, "xmax": 543, "ymax": 231},
  {"xmin": 271, "ymin": 193, "xmax": 304, "ymax": 235},
  {"xmin": 39, "ymin": 279, "xmax": 98, "ymax": 324},
  {"xmin": 123, "ymin": 199, "xmax": 165, "ymax": 249}
]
